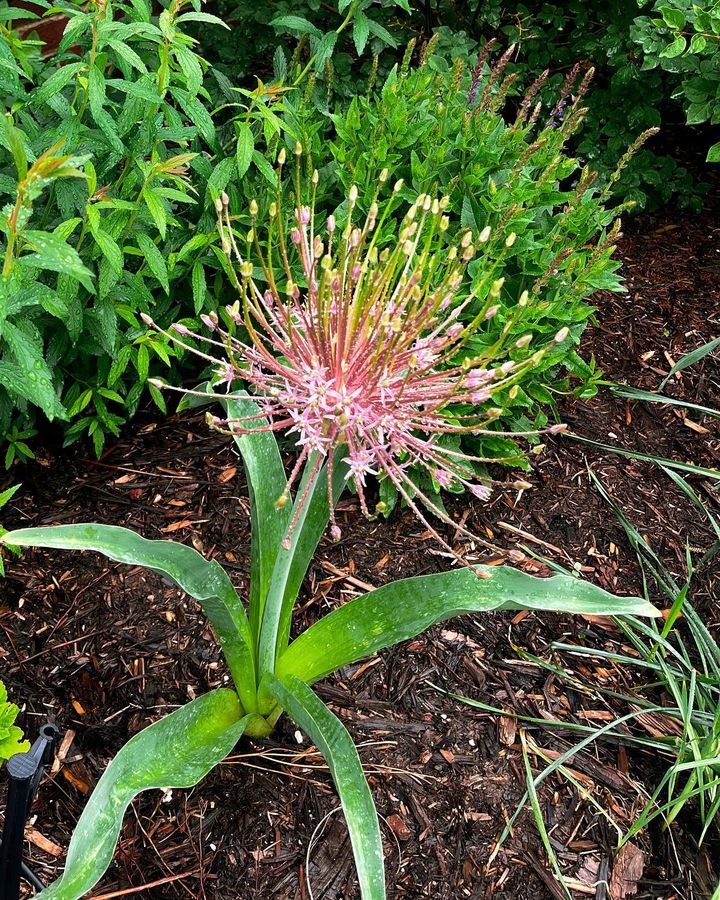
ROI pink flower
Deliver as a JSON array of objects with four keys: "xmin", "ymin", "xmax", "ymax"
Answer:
[{"xmin": 151, "ymin": 160, "xmax": 563, "ymax": 561}]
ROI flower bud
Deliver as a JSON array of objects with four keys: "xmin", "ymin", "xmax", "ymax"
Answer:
[
  {"xmin": 490, "ymin": 278, "xmax": 505, "ymax": 298},
  {"xmin": 240, "ymin": 261, "xmax": 253, "ymax": 278},
  {"xmin": 518, "ymin": 290, "xmax": 529, "ymax": 307},
  {"xmin": 515, "ymin": 334, "xmax": 532, "ymax": 348},
  {"xmin": 505, "ymin": 232, "xmax": 516, "ymax": 248},
  {"xmin": 250, "ymin": 199, "xmax": 258, "ymax": 216},
  {"xmin": 479, "ymin": 225, "xmax": 491, "ymax": 243},
  {"xmin": 380, "ymin": 168, "xmax": 389, "ymax": 182},
  {"xmin": 393, "ymin": 178, "xmax": 404, "ymax": 193},
  {"xmin": 215, "ymin": 197, "xmax": 223, "ymax": 213},
  {"xmin": 554, "ymin": 327, "xmax": 569, "ymax": 343},
  {"xmin": 278, "ymin": 148, "xmax": 286, "ymax": 165},
  {"xmin": 349, "ymin": 184, "xmax": 358, "ymax": 203}
]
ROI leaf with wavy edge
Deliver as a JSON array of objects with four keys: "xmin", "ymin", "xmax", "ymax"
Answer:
[
  {"xmin": 37, "ymin": 690, "xmax": 248, "ymax": 900},
  {"xmin": 2, "ymin": 524, "xmax": 257, "ymax": 712},
  {"xmin": 277, "ymin": 566, "xmax": 659, "ymax": 685}
]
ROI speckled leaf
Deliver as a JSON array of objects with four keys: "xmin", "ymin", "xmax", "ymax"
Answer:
[
  {"xmin": 1, "ymin": 524, "xmax": 257, "ymax": 712},
  {"xmin": 266, "ymin": 675, "xmax": 385, "ymax": 900},
  {"xmin": 37, "ymin": 691, "xmax": 248, "ymax": 900},
  {"xmin": 277, "ymin": 566, "xmax": 659, "ymax": 685}
]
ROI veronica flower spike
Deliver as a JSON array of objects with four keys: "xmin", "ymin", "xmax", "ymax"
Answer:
[{"xmin": 148, "ymin": 150, "xmax": 566, "ymax": 564}]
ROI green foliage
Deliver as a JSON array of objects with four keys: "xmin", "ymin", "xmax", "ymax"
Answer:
[
  {"xmin": 190, "ymin": 0, "xmax": 410, "ymax": 95},
  {"xmin": 0, "ymin": 678, "xmax": 29, "ymax": 761},
  {"xmin": 0, "ymin": 481, "xmax": 20, "ymax": 575},
  {"xmin": 2, "ymin": 395, "xmax": 658, "ymax": 899},
  {"xmin": 280, "ymin": 49, "xmax": 629, "ymax": 502},
  {"xmin": 633, "ymin": 1, "xmax": 720, "ymax": 162},
  {"xmin": 0, "ymin": 0, "xmax": 293, "ymax": 460},
  {"xmin": 440, "ymin": 1, "xmax": 709, "ymax": 210}
]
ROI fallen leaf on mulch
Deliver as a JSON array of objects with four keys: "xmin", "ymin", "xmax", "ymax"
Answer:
[{"xmin": 609, "ymin": 842, "xmax": 644, "ymax": 898}]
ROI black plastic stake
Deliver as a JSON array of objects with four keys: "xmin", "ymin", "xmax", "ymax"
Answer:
[{"xmin": 0, "ymin": 723, "xmax": 59, "ymax": 900}]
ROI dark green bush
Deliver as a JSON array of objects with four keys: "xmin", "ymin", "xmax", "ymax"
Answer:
[{"xmin": 230, "ymin": 47, "xmax": 634, "ymax": 507}]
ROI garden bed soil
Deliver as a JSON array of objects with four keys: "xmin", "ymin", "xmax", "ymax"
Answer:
[{"xmin": 1, "ymin": 192, "xmax": 719, "ymax": 899}]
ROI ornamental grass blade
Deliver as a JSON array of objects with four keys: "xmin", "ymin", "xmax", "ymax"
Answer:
[
  {"xmin": 277, "ymin": 566, "xmax": 659, "ymax": 685},
  {"xmin": 265, "ymin": 674, "xmax": 385, "ymax": 900},
  {"xmin": 37, "ymin": 690, "xmax": 248, "ymax": 900},
  {"xmin": 1, "ymin": 524, "xmax": 257, "ymax": 713}
]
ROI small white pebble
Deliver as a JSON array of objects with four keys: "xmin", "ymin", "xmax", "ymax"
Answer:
[
  {"xmin": 162, "ymin": 789, "xmax": 173, "ymax": 803},
  {"xmin": 210, "ymin": 843, "xmax": 217, "ymax": 851},
  {"xmin": 469, "ymin": 739, "xmax": 476, "ymax": 747},
  {"xmin": 294, "ymin": 730, "xmax": 304, "ymax": 744}
]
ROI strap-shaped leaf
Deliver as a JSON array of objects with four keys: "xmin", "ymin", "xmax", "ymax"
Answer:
[
  {"xmin": 223, "ymin": 395, "xmax": 291, "ymax": 641},
  {"xmin": 37, "ymin": 690, "xmax": 248, "ymax": 900},
  {"xmin": 2, "ymin": 524, "xmax": 257, "ymax": 713},
  {"xmin": 265, "ymin": 674, "xmax": 385, "ymax": 900},
  {"xmin": 277, "ymin": 566, "xmax": 659, "ymax": 685},
  {"xmin": 176, "ymin": 386, "xmax": 292, "ymax": 644},
  {"xmin": 258, "ymin": 451, "xmax": 348, "ymax": 680}
]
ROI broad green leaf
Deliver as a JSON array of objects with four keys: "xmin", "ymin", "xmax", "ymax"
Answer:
[
  {"xmin": 315, "ymin": 31, "xmax": 338, "ymax": 72},
  {"xmin": 270, "ymin": 14, "xmax": 322, "ymax": 37},
  {"xmin": 0, "ymin": 116, "xmax": 27, "ymax": 180},
  {"xmin": 32, "ymin": 63, "xmax": 85, "ymax": 105},
  {"xmin": 89, "ymin": 224, "xmax": 123, "ymax": 276},
  {"xmin": 707, "ymin": 141, "xmax": 720, "ymax": 163},
  {"xmin": 278, "ymin": 566, "xmax": 659, "ymax": 685},
  {"xmin": 236, "ymin": 123, "xmax": 254, "ymax": 179},
  {"xmin": 0, "ymin": 680, "xmax": 29, "ymax": 761},
  {"xmin": 36, "ymin": 691, "xmax": 248, "ymax": 900},
  {"xmin": 660, "ymin": 34, "xmax": 687, "ymax": 57},
  {"xmin": 258, "ymin": 451, "xmax": 348, "ymax": 679},
  {"xmin": 353, "ymin": 10, "xmax": 370, "ymax": 55},
  {"xmin": 367, "ymin": 18, "xmax": 398, "ymax": 48},
  {"xmin": 660, "ymin": 7, "xmax": 685, "ymax": 29},
  {"xmin": 265, "ymin": 675, "xmax": 384, "ymax": 900},
  {"xmin": 1, "ymin": 525, "xmax": 258, "ymax": 712},
  {"xmin": 191, "ymin": 259, "xmax": 206, "ymax": 314},
  {"xmin": 176, "ymin": 11, "xmax": 230, "ymax": 28},
  {"xmin": 19, "ymin": 231, "xmax": 94, "ymax": 292},
  {"xmin": 135, "ymin": 232, "xmax": 169, "ymax": 293},
  {"xmin": 1, "ymin": 321, "xmax": 65, "ymax": 420},
  {"xmin": 222, "ymin": 394, "xmax": 291, "ymax": 641},
  {"xmin": 142, "ymin": 187, "xmax": 167, "ymax": 239},
  {"xmin": 88, "ymin": 65, "xmax": 106, "ymax": 122}
]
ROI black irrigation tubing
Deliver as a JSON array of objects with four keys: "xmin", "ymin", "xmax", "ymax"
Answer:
[{"xmin": 0, "ymin": 722, "xmax": 59, "ymax": 900}]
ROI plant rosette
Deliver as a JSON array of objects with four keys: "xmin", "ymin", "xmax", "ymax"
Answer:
[{"xmin": 0, "ymin": 163, "xmax": 660, "ymax": 900}]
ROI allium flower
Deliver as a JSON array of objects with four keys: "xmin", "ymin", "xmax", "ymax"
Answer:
[{"xmin": 147, "ymin": 149, "xmax": 566, "ymax": 562}]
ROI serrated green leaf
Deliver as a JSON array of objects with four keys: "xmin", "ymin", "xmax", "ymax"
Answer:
[
  {"xmin": 135, "ymin": 232, "xmax": 168, "ymax": 293},
  {"xmin": 236, "ymin": 123, "xmax": 254, "ymax": 179},
  {"xmin": 142, "ymin": 187, "xmax": 167, "ymax": 239},
  {"xmin": 270, "ymin": 14, "xmax": 322, "ymax": 37},
  {"xmin": 353, "ymin": 11, "xmax": 370, "ymax": 55}
]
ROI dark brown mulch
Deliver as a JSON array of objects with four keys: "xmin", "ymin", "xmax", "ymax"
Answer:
[{"xmin": 1, "ymin": 195, "xmax": 718, "ymax": 900}]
